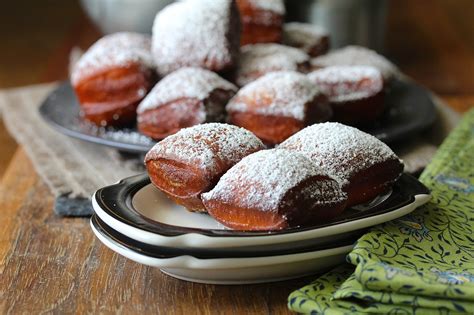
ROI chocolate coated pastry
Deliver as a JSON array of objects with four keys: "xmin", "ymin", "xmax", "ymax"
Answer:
[
  {"xmin": 152, "ymin": 0, "xmax": 241, "ymax": 76},
  {"xmin": 145, "ymin": 123, "xmax": 265, "ymax": 212},
  {"xmin": 202, "ymin": 149, "xmax": 347, "ymax": 231},
  {"xmin": 279, "ymin": 122, "xmax": 404, "ymax": 207},
  {"xmin": 227, "ymin": 71, "xmax": 332, "ymax": 145},
  {"xmin": 282, "ymin": 22, "xmax": 330, "ymax": 57},
  {"xmin": 308, "ymin": 65, "xmax": 385, "ymax": 125},
  {"xmin": 71, "ymin": 32, "xmax": 155, "ymax": 127},
  {"xmin": 137, "ymin": 67, "xmax": 238, "ymax": 140},
  {"xmin": 235, "ymin": 43, "xmax": 310, "ymax": 86},
  {"xmin": 310, "ymin": 45, "xmax": 398, "ymax": 82},
  {"xmin": 236, "ymin": 0, "xmax": 285, "ymax": 45}
]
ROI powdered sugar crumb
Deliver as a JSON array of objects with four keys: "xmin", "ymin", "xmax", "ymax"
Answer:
[
  {"xmin": 279, "ymin": 122, "xmax": 401, "ymax": 187},
  {"xmin": 152, "ymin": 0, "xmax": 238, "ymax": 75},
  {"xmin": 227, "ymin": 71, "xmax": 321, "ymax": 121},
  {"xmin": 145, "ymin": 123, "xmax": 265, "ymax": 179},
  {"xmin": 71, "ymin": 32, "xmax": 154, "ymax": 85},
  {"xmin": 311, "ymin": 45, "xmax": 398, "ymax": 80},
  {"xmin": 202, "ymin": 149, "xmax": 346, "ymax": 212},
  {"xmin": 104, "ymin": 130, "xmax": 154, "ymax": 146},
  {"xmin": 77, "ymin": 120, "xmax": 155, "ymax": 146},
  {"xmin": 137, "ymin": 67, "xmax": 237, "ymax": 113},
  {"xmin": 308, "ymin": 65, "xmax": 383, "ymax": 102},
  {"xmin": 236, "ymin": 43, "xmax": 310, "ymax": 86}
]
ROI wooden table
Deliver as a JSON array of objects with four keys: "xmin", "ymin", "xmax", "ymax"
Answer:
[{"xmin": 1, "ymin": 1, "xmax": 473, "ymax": 313}]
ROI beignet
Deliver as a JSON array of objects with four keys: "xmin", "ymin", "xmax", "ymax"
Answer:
[
  {"xmin": 137, "ymin": 67, "xmax": 238, "ymax": 140},
  {"xmin": 279, "ymin": 122, "xmax": 404, "ymax": 207},
  {"xmin": 307, "ymin": 66, "xmax": 385, "ymax": 125},
  {"xmin": 145, "ymin": 123, "xmax": 265, "ymax": 212},
  {"xmin": 310, "ymin": 45, "xmax": 398, "ymax": 82},
  {"xmin": 152, "ymin": 0, "xmax": 241, "ymax": 76},
  {"xmin": 202, "ymin": 149, "xmax": 347, "ymax": 231},
  {"xmin": 227, "ymin": 71, "xmax": 332, "ymax": 145},
  {"xmin": 71, "ymin": 32, "xmax": 155, "ymax": 127},
  {"xmin": 282, "ymin": 22, "xmax": 330, "ymax": 57},
  {"xmin": 236, "ymin": 43, "xmax": 310, "ymax": 86},
  {"xmin": 236, "ymin": 0, "xmax": 285, "ymax": 45}
]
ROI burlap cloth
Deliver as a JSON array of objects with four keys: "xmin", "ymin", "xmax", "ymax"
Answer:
[
  {"xmin": 0, "ymin": 84, "xmax": 142, "ymax": 215},
  {"xmin": 0, "ymin": 83, "xmax": 461, "ymax": 216}
]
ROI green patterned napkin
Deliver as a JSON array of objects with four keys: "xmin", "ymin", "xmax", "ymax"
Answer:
[{"xmin": 289, "ymin": 109, "xmax": 474, "ymax": 315}]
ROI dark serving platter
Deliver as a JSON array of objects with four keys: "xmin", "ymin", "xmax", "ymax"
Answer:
[{"xmin": 39, "ymin": 80, "xmax": 437, "ymax": 154}]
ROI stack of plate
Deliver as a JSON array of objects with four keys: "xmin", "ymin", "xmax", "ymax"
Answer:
[{"xmin": 91, "ymin": 173, "xmax": 430, "ymax": 284}]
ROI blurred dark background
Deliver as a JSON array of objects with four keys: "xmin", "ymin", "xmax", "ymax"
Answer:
[{"xmin": 0, "ymin": 0, "xmax": 473, "ymax": 108}]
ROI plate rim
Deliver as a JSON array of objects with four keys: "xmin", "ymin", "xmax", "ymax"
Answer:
[
  {"xmin": 90, "ymin": 218, "xmax": 354, "ymax": 269},
  {"xmin": 38, "ymin": 82, "xmax": 154, "ymax": 153},
  {"xmin": 39, "ymin": 102, "xmax": 151, "ymax": 154},
  {"xmin": 91, "ymin": 214, "xmax": 359, "ymax": 258},
  {"xmin": 92, "ymin": 173, "xmax": 431, "ymax": 249}
]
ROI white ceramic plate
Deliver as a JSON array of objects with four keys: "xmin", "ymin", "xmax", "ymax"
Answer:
[
  {"xmin": 91, "ymin": 218, "xmax": 353, "ymax": 284},
  {"xmin": 92, "ymin": 173, "xmax": 431, "ymax": 252}
]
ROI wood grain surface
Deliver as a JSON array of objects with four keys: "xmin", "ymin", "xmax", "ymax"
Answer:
[{"xmin": 0, "ymin": 0, "xmax": 473, "ymax": 314}]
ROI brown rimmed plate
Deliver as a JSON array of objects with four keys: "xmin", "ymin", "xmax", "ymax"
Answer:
[{"xmin": 92, "ymin": 173, "xmax": 430, "ymax": 252}]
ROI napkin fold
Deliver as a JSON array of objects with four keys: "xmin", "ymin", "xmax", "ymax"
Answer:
[
  {"xmin": 289, "ymin": 109, "xmax": 474, "ymax": 314},
  {"xmin": 0, "ymin": 84, "xmax": 142, "ymax": 216}
]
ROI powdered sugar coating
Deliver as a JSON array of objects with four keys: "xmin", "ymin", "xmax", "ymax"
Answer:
[
  {"xmin": 246, "ymin": 0, "xmax": 285, "ymax": 14},
  {"xmin": 227, "ymin": 71, "xmax": 321, "ymax": 121},
  {"xmin": 152, "ymin": 0, "xmax": 239, "ymax": 76},
  {"xmin": 283, "ymin": 22, "xmax": 328, "ymax": 53},
  {"xmin": 145, "ymin": 123, "xmax": 265, "ymax": 180},
  {"xmin": 279, "ymin": 122, "xmax": 401, "ymax": 187},
  {"xmin": 308, "ymin": 65, "xmax": 384, "ymax": 102},
  {"xmin": 311, "ymin": 45, "xmax": 398, "ymax": 80},
  {"xmin": 236, "ymin": 43, "xmax": 310, "ymax": 86},
  {"xmin": 202, "ymin": 149, "xmax": 346, "ymax": 212},
  {"xmin": 71, "ymin": 32, "xmax": 154, "ymax": 85},
  {"xmin": 137, "ymin": 67, "xmax": 237, "ymax": 114}
]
